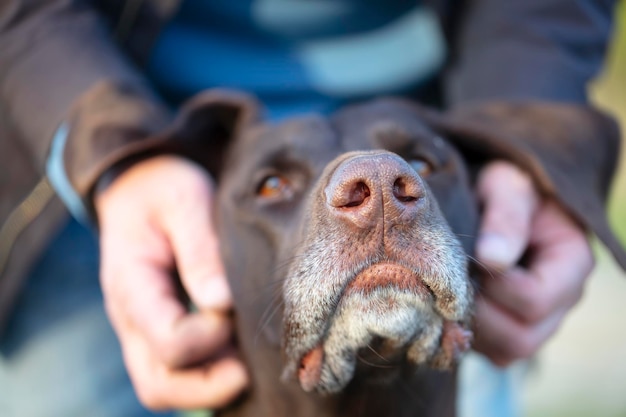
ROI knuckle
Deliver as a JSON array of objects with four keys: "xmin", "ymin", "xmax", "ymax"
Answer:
[
  {"xmin": 102, "ymin": 299, "xmax": 123, "ymax": 330},
  {"xmin": 569, "ymin": 228, "xmax": 591, "ymax": 249},
  {"xmin": 567, "ymin": 279, "xmax": 587, "ymax": 309},
  {"xmin": 507, "ymin": 177, "xmax": 534, "ymax": 201},
  {"xmin": 504, "ymin": 284, "xmax": 548, "ymax": 324},
  {"xmin": 134, "ymin": 383, "xmax": 169, "ymax": 410},
  {"xmin": 505, "ymin": 335, "xmax": 538, "ymax": 361},
  {"xmin": 578, "ymin": 242, "xmax": 595, "ymax": 274},
  {"xmin": 516, "ymin": 297, "xmax": 549, "ymax": 324},
  {"xmin": 485, "ymin": 161, "xmax": 533, "ymax": 192},
  {"xmin": 154, "ymin": 339, "xmax": 186, "ymax": 368},
  {"xmin": 99, "ymin": 262, "xmax": 130, "ymax": 299},
  {"xmin": 98, "ymin": 264, "xmax": 116, "ymax": 293},
  {"xmin": 499, "ymin": 215, "xmax": 529, "ymax": 239},
  {"xmin": 491, "ymin": 357, "xmax": 513, "ymax": 368},
  {"xmin": 154, "ymin": 333, "xmax": 204, "ymax": 369}
]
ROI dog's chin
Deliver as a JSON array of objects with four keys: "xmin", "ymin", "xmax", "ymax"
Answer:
[
  {"xmin": 349, "ymin": 337, "xmax": 416, "ymax": 386},
  {"xmin": 286, "ymin": 263, "xmax": 468, "ymax": 394}
]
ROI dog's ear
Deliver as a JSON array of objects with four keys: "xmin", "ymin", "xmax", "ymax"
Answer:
[
  {"xmin": 424, "ymin": 101, "xmax": 626, "ymax": 270},
  {"xmin": 162, "ymin": 89, "xmax": 261, "ymax": 179}
]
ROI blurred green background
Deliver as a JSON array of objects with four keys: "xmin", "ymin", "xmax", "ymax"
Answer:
[{"xmin": 524, "ymin": 2, "xmax": 626, "ymax": 417}]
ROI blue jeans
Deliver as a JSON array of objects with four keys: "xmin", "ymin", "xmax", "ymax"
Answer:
[{"xmin": 0, "ymin": 218, "xmax": 174, "ymax": 417}]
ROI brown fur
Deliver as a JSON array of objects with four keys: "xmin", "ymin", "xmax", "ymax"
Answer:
[{"xmin": 183, "ymin": 92, "xmax": 478, "ymax": 417}]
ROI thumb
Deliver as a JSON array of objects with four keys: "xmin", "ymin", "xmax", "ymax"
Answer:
[{"xmin": 476, "ymin": 161, "xmax": 539, "ymax": 270}]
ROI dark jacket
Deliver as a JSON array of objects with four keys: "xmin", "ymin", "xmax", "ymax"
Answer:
[{"xmin": 0, "ymin": 0, "xmax": 624, "ymax": 333}]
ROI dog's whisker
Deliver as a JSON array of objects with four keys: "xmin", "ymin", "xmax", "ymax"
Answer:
[
  {"xmin": 465, "ymin": 254, "xmax": 497, "ymax": 281},
  {"xmin": 365, "ymin": 343, "xmax": 391, "ymax": 363},
  {"xmin": 257, "ymin": 284, "xmax": 284, "ymax": 320},
  {"xmin": 355, "ymin": 352, "xmax": 398, "ymax": 369},
  {"xmin": 454, "ymin": 233, "xmax": 477, "ymax": 238},
  {"xmin": 254, "ymin": 295, "xmax": 285, "ymax": 347}
]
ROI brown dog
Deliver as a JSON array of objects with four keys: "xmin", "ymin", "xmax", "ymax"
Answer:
[
  {"xmin": 160, "ymin": 90, "xmax": 626, "ymax": 417},
  {"xmin": 212, "ymin": 95, "xmax": 476, "ymax": 416}
]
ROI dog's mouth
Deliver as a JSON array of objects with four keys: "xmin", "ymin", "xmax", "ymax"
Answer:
[
  {"xmin": 298, "ymin": 336, "xmax": 410, "ymax": 392},
  {"xmin": 297, "ymin": 263, "xmax": 426, "ymax": 390},
  {"xmin": 342, "ymin": 262, "xmax": 433, "ymax": 298},
  {"xmin": 289, "ymin": 262, "xmax": 470, "ymax": 394}
]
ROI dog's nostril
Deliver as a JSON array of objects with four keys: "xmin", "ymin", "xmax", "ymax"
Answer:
[
  {"xmin": 393, "ymin": 178, "xmax": 420, "ymax": 203},
  {"xmin": 343, "ymin": 181, "xmax": 371, "ymax": 208}
]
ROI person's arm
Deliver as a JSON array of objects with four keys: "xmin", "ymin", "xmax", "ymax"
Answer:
[
  {"xmin": 444, "ymin": 0, "xmax": 615, "ymax": 105},
  {"xmin": 0, "ymin": 0, "xmax": 249, "ymax": 409},
  {"xmin": 0, "ymin": 0, "xmax": 170, "ymax": 204},
  {"xmin": 437, "ymin": 0, "xmax": 623, "ymax": 364}
]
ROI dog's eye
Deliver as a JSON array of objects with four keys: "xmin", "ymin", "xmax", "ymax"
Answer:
[
  {"xmin": 257, "ymin": 175, "xmax": 292, "ymax": 199},
  {"xmin": 408, "ymin": 158, "xmax": 433, "ymax": 177}
]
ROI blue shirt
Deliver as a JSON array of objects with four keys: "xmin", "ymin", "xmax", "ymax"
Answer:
[{"xmin": 147, "ymin": 0, "xmax": 445, "ymax": 120}]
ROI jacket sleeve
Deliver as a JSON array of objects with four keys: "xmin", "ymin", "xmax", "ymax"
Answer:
[
  {"xmin": 0, "ymin": 0, "xmax": 174, "ymax": 216},
  {"xmin": 443, "ymin": 0, "xmax": 616, "ymax": 105},
  {"xmin": 436, "ymin": 0, "xmax": 626, "ymax": 269},
  {"xmin": 432, "ymin": 102, "xmax": 626, "ymax": 270}
]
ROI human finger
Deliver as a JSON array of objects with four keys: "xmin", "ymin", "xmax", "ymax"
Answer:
[
  {"xmin": 97, "ymin": 155, "xmax": 239, "ymax": 367},
  {"xmin": 157, "ymin": 166, "xmax": 233, "ymax": 312},
  {"xmin": 479, "ymin": 201, "xmax": 593, "ymax": 324},
  {"xmin": 102, "ymin": 250, "xmax": 235, "ymax": 369},
  {"xmin": 475, "ymin": 161, "xmax": 539, "ymax": 270},
  {"xmin": 118, "ymin": 321, "xmax": 249, "ymax": 411},
  {"xmin": 472, "ymin": 295, "xmax": 567, "ymax": 366}
]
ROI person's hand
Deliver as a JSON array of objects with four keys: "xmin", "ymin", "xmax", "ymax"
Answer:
[
  {"xmin": 95, "ymin": 155, "xmax": 249, "ymax": 410},
  {"xmin": 472, "ymin": 161, "xmax": 594, "ymax": 366}
]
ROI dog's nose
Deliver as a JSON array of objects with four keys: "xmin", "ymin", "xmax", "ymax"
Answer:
[{"xmin": 325, "ymin": 152, "xmax": 426, "ymax": 229}]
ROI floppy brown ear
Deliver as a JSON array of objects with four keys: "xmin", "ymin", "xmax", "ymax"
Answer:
[
  {"xmin": 158, "ymin": 89, "xmax": 262, "ymax": 179},
  {"xmin": 424, "ymin": 101, "xmax": 626, "ymax": 270}
]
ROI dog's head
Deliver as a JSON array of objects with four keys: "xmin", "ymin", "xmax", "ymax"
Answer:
[
  {"xmin": 168, "ymin": 91, "xmax": 479, "ymax": 396},
  {"xmin": 273, "ymin": 103, "xmax": 478, "ymax": 394}
]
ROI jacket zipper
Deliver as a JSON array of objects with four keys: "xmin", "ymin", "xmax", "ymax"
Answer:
[{"xmin": 0, "ymin": 177, "xmax": 55, "ymax": 277}]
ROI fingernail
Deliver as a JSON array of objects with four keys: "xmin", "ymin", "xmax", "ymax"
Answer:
[
  {"xmin": 476, "ymin": 233, "xmax": 513, "ymax": 269},
  {"xmin": 194, "ymin": 275, "xmax": 233, "ymax": 311}
]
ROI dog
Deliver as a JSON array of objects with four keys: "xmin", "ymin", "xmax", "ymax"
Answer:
[{"xmin": 161, "ymin": 90, "xmax": 626, "ymax": 417}]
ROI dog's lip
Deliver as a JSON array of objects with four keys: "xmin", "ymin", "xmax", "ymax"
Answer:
[
  {"xmin": 298, "ymin": 339, "xmax": 407, "ymax": 392},
  {"xmin": 298, "ymin": 344, "xmax": 325, "ymax": 392},
  {"xmin": 342, "ymin": 261, "xmax": 432, "ymax": 297},
  {"xmin": 296, "ymin": 261, "xmax": 432, "ymax": 391}
]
